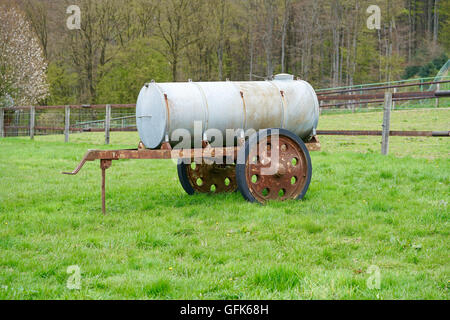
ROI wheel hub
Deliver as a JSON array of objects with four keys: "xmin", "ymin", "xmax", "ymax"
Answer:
[{"xmin": 245, "ymin": 135, "xmax": 308, "ymax": 202}]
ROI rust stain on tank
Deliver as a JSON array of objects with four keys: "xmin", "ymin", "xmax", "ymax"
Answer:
[{"xmin": 164, "ymin": 93, "xmax": 171, "ymax": 135}]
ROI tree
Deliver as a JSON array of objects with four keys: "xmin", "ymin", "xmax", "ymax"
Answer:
[
  {"xmin": 66, "ymin": 0, "xmax": 123, "ymax": 103},
  {"xmin": 46, "ymin": 62, "xmax": 79, "ymax": 105},
  {"xmin": 280, "ymin": 0, "xmax": 291, "ymax": 73},
  {"xmin": 262, "ymin": 0, "xmax": 276, "ymax": 78},
  {"xmin": 215, "ymin": 0, "xmax": 227, "ymax": 80},
  {"xmin": 0, "ymin": 5, "xmax": 49, "ymax": 106},
  {"xmin": 156, "ymin": 0, "xmax": 203, "ymax": 81},
  {"xmin": 134, "ymin": 0, "xmax": 157, "ymax": 38},
  {"xmin": 96, "ymin": 38, "xmax": 171, "ymax": 104},
  {"xmin": 7, "ymin": 0, "xmax": 450, "ymax": 106},
  {"xmin": 22, "ymin": 0, "xmax": 49, "ymax": 59}
]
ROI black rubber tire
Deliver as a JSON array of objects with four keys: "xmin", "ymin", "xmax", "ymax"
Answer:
[
  {"xmin": 236, "ymin": 128, "xmax": 312, "ymax": 203},
  {"xmin": 177, "ymin": 160, "xmax": 195, "ymax": 195}
]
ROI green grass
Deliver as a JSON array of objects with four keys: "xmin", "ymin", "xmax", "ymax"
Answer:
[{"xmin": 0, "ymin": 109, "xmax": 449, "ymax": 299}]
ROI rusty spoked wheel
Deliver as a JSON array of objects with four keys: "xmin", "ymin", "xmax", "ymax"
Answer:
[
  {"xmin": 177, "ymin": 158, "xmax": 237, "ymax": 195},
  {"xmin": 236, "ymin": 128, "xmax": 312, "ymax": 204}
]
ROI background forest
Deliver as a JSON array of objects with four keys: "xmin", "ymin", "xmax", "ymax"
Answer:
[{"xmin": 1, "ymin": 0, "xmax": 449, "ymax": 106}]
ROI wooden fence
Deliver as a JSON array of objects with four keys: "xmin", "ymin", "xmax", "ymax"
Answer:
[{"xmin": 1, "ymin": 80, "xmax": 449, "ymax": 154}]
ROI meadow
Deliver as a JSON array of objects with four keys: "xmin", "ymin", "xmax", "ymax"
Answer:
[{"xmin": 0, "ymin": 108, "xmax": 448, "ymax": 299}]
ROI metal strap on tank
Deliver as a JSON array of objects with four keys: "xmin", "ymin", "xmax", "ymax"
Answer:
[
  {"xmin": 154, "ymin": 83, "xmax": 170, "ymax": 139},
  {"xmin": 268, "ymin": 81, "xmax": 285, "ymax": 128},
  {"xmin": 192, "ymin": 82, "xmax": 209, "ymax": 133},
  {"xmin": 231, "ymin": 82, "xmax": 247, "ymax": 131},
  {"xmin": 240, "ymin": 90, "xmax": 247, "ymax": 130}
]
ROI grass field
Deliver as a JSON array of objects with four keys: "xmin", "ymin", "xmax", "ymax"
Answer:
[{"xmin": 0, "ymin": 108, "xmax": 448, "ymax": 299}]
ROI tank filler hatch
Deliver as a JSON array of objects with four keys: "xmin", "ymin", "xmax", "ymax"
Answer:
[{"xmin": 274, "ymin": 73, "xmax": 294, "ymax": 81}]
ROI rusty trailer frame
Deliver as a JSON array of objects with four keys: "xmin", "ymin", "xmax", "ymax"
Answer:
[{"xmin": 62, "ymin": 137, "xmax": 322, "ymax": 214}]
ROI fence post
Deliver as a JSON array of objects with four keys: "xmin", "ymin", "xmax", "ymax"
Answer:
[
  {"xmin": 392, "ymin": 87, "xmax": 396, "ymax": 110},
  {"xmin": 435, "ymin": 83, "xmax": 440, "ymax": 108},
  {"xmin": 419, "ymin": 78, "xmax": 423, "ymax": 105},
  {"xmin": 381, "ymin": 92, "xmax": 392, "ymax": 155},
  {"xmin": 359, "ymin": 85, "xmax": 362, "ymax": 109},
  {"xmin": 105, "ymin": 104, "xmax": 111, "ymax": 145},
  {"xmin": 0, "ymin": 108, "xmax": 4, "ymax": 138},
  {"xmin": 64, "ymin": 105, "xmax": 70, "ymax": 143},
  {"xmin": 30, "ymin": 106, "xmax": 35, "ymax": 139}
]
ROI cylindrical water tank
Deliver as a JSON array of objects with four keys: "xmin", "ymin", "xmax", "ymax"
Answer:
[{"xmin": 136, "ymin": 74, "xmax": 319, "ymax": 149}]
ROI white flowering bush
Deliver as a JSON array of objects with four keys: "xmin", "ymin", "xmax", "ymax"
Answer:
[{"xmin": 0, "ymin": 5, "xmax": 49, "ymax": 106}]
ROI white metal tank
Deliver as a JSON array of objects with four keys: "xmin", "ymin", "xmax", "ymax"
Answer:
[{"xmin": 136, "ymin": 74, "xmax": 319, "ymax": 149}]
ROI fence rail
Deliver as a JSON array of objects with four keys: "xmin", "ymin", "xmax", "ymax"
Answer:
[
  {"xmin": 0, "ymin": 103, "xmax": 136, "ymax": 143},
  {"xmin": 317, "ymin": 130, "xmax": 449, "ymax": 137},
  {"xmin": 316, "ymin": 75, "xmax": 450, "ymax": 92},
  {"xmin": 317, "ymin": 79, "xmax": 450, "ymax": 95},
  {"xmin": 2, "ymin": 104, "xmax": 136, "ymax": 110},
  {"xmin": 318, "ymin": 79, "xmax": 450, "ymax": 108}
]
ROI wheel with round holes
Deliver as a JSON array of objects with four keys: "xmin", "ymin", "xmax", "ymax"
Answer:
[
  {"xmin": 177, "ymin": 158, "xmax": 237, "ymax": 194},
  {"xmin": 236, "ymin": 128, "xmax": 312, "ymax": 204}
]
